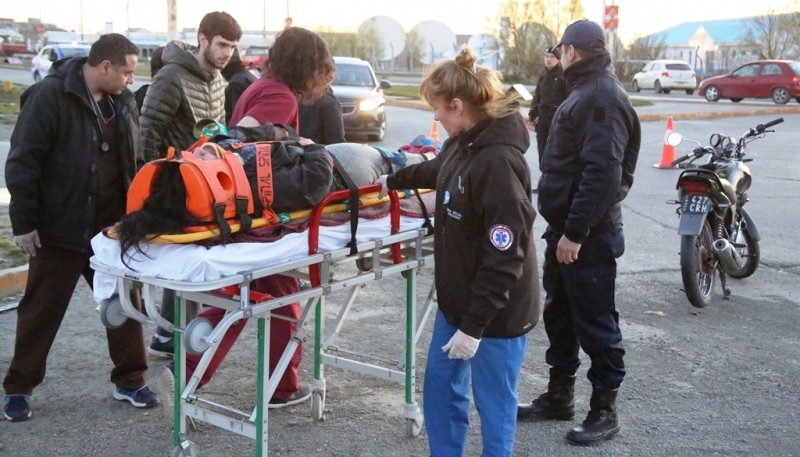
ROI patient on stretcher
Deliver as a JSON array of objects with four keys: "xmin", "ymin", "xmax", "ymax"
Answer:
[{"xmin": 116, "ymin": 138, "xmax": 437, "ymax": 259}]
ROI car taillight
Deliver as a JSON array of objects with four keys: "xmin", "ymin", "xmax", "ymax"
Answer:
[
  {"xmin": 661, "ymin": 71, "xmax": 669, "ymax": 78},
  {"xmin": 691, "ymin": 72, "xmax": 696, "ymax": 78},
  {"xmin": 682, "ymin": 181, "xmax": 710, "ymax": 195}
]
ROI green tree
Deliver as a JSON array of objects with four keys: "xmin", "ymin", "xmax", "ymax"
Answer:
[
  {"xmin": 317, "ymin": 26, "xmax": 358, "ymax": 57},
  {"xmin": 356, "ymin": 22, "xmax": 385, "ymax": 68},
  {"xmin": 405, "ymin": 29, "xmax": 425, "ymax": 72}
]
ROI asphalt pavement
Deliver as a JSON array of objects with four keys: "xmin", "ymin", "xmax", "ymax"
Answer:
[{"xmin": 1, "ymin": 64, "xmax": 800, "ymax": 455}]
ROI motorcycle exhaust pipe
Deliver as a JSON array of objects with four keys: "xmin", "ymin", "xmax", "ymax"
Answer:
[{"xmin": 712, "ymin": 239, "xmax": 745, "ymax": 272}]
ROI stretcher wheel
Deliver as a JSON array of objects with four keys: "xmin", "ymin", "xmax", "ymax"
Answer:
[
  {"xmin": 311, "ymin": 391, "xmax": 325, "ymax": 421},
  {"xmin": 171, "ymin": 442, "xmax": 198, "ymax": 457},
  {"xmin": 99, "ymin": 296, "xmax": 127, "ymax": 329},
  {"xmin": 405, "ymin": 416, "xmax": 422, "ymax": 437},
  {"xmin": 356, "ymin": 257, "xmax": 373, "ymax": 272},
  {"xmin": 184, "ymin": 317, "xmax": 213, "ymax": 355}
]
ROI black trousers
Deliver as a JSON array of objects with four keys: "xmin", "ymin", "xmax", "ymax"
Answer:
[
  {"xmin": 541, "ymin": 229, "xmax": 626, "ymax": 389},
  {"xmin": 3, "ymin": 245, "xmax": 148, "ymax": 395}
]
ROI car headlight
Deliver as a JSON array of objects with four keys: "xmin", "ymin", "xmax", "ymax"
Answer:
[{"xmin": 358, "ymin": 99, "xmax": 379, "ymax": 112}]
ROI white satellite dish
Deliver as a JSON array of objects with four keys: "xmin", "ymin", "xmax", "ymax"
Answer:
[
  {"xmin": 358, "ymin": 16, "xmax": 405, "ymax": 61},
  {"xmin": 411, "ymin": 20, "xmax": 457, "ymax": 64},
  {"xmin": 467, "ymin": 33, "xmax": 500, "ymax": 70}
]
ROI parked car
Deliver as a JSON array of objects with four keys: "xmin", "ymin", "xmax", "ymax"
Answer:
[
  {"xmin": 31, "ymin": 43, "xmax": 91, "ymax": 81},
  {"xmin": 331, "ymin": 57, "xmax": 391, "ymax": 141},
  {"xmin": 632, "ymin": 59, "xmax": 697, "ymax": 95},
  {"xmin": 698, "ymin": 60, "xmax": 800, "ymax": 104},
  {"xmin": 240, "ymin": 46, "xmax": 269, "ymax": 71}
]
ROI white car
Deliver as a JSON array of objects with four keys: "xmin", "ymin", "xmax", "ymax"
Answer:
[
  {"xmin": 31, "ymin": 43, "xmax": 91, "ymax": 82},
  {"xmin": 632, "ymin": 59, "xmax": 697, "ymax": 95}
]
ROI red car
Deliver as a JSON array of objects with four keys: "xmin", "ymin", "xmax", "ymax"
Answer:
[
  {"xmin": 698, "ymin": 60, "xmax": 800, "ymax": 104},
  {"xmin": 240, "ymin": 46, "xmax": 269, "ymax": 71}
]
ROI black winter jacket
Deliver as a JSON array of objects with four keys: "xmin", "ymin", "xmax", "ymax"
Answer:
[
  {"xmin": 298, "ymin": 89, "xmax": 346, "ymax": 145},
  {"xmin": 139, "ymin": 41, "xmax": 226, "ymax": 164},
  {"xmin": 529, "ymin": 64, "xmax": 569, "ymax": 125},
  {"xmin": 538, "ymin": 50, "xmax": 641, "ymax": 243},
  {"xmin": 224, "ymin": 70, "xmax": 256, "ymax": 126},
  {"xmin": 6, "ymin": 57, "xmax": 139, "ymax": 252},
  {"xmin": 388, "ymin": 114, "xmax": 539, "ymax": 339}
]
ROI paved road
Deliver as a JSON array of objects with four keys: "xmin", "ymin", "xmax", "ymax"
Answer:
[{"xmin": 2, "ymin": 63, "xmax": 800, "ymax": 456}]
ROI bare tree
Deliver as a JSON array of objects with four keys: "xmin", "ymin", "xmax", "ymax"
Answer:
[
  {"xmin": 743, "ymin": 8, "xmax": 800, "ymax": 60},
  {"xmin": 627, "ymin": 33, "xmax": 668, "ymax": 61},
  {"xmin": 496, "ymin": 0, "xmax": 584, "ymax": 81}
]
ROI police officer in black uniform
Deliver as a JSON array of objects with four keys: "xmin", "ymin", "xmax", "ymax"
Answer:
[
  {"xmin": 527, "ymin": 45, "xmax": 569, "ymax": 170},
  {"xmin": 517, "ymin": 20, "xmax": 641, "ymax": 446}
]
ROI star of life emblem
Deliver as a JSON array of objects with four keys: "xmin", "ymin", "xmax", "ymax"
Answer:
[{"xmin": 489, "ymin": 224, "xmax": 514, "ymax": 251}]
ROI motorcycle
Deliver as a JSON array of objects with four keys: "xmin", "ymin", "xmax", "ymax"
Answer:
[{"xmin": 665, "ymin": 117, "xmax": 784, "ymax": 308}]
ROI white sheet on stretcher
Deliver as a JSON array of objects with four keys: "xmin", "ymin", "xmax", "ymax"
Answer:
[{"xmin": 90, "ymin": 215, "xmax": 430, "ymax": 303}]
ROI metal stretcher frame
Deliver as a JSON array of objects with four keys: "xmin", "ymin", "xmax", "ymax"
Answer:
[{"xmin": 89, "ymin": 185, "xmax": 436, "ymax": 457}]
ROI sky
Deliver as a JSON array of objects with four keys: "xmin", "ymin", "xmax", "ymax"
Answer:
[{"xmin": 2, "ymin": 0, "xmax": 798, "ymax": 45}]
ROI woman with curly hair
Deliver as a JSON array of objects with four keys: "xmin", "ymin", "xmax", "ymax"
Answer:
[{"xmin": 230, "ymin": 26, "xmax": 334, "ymax": 130}]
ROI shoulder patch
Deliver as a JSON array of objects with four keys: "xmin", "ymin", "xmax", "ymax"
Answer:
[{"xmin": 489, "ymin": 224, "xmax": 514, "ymax": 251}]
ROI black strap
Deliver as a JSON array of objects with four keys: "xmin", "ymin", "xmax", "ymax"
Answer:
[
  {"xmin": 213, "ymin": 203, "xmax": 232, "ymax": 238},
  {"xmin": 235, "ymin": 196, "xmax": 252, "ymax": 233},
  {"xmin": 328, "ymin": 152, "xmax": 359, "ymax": 255},
  {"xmin": 413, "ymin": 189, "xmax": 434, "ymax": 236}
]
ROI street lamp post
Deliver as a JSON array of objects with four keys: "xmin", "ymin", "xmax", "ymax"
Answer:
[{"xmin": 79, "ymin": 0, "xmax": 84, "ymax": 41}]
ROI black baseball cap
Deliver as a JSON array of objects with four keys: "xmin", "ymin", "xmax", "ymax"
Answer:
[
  {"xmin": 555, "ymin": 19, "xmax": 605, "ymax": 51},
  {"xmin": 545, "ymin": 45, "xmax": 561, "ymax": 59}
]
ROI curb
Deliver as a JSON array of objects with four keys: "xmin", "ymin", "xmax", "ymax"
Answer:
[
  {"xmin": 0, "ymin": 264, "xmax": 27, "ymax": 296},
  {"xmin": 385, "ymin": 98, "xmax": 800, "ymax": 122}
]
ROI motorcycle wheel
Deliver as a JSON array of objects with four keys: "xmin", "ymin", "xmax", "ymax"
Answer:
[
  {"xmin": 726, "ymin": 227, "xmax": 760, "ymax": 279},
  {"xmin": 680, "ymin": 221, "xmax": 715, "ymax": 308}
]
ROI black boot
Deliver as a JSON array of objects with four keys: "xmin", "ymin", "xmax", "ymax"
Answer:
[
  {"xmin": 565, "ymin": 386, "xmax": 620, "ymax": 445},
  {"xmin": 517, "ymin": 369, "xmax": 576, "ymax": 421}
]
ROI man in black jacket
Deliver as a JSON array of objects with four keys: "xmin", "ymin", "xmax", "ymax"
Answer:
[
  {"xmin": 517, "ymin": 20, "xmax": 641, "ymax": 446},
  {"xmin": 527, "ymin": 45, "xmax": 569, "ymax": 169},
  {"xmin": 3, "ymin": 34, "xmax": 157, "ymax": 423}
]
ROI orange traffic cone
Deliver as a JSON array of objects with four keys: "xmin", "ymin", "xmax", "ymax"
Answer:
[
  {"xmin": 653, "ymin": 116, "xmax": 676, "ymax": 169},
  {"xmin": 429, "ymin": 121, "xmax": 440, "ymax": 141}
]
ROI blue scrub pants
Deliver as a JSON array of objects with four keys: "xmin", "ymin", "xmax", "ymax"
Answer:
[{"xmin": 424, "ymin": 310, "xmax": 527, "ymax": 457}]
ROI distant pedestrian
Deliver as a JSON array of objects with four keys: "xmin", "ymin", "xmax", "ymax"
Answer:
[
  {"xmin": 133, "ymin": 46, "xmax": 164, "ymax": 114},
  {"xmin": 3, "ymin": 33, "xmax": 157, "ymax": 423},
  {"xmin": 527, "ymin": 45, "xmax": 569, "ymax": 170},
  {"xmin": 517, "ymin": 19, "xmax": 641, "ymax": 446}
]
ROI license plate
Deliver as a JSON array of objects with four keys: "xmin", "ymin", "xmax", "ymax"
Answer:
[{"xmin": 682, "ymin": 195, "xmax": 711, "ymax": 214}]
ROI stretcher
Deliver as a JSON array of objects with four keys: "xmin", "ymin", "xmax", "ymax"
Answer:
[{"xmin": 89, "ymin": 185, "xmax": 436, "ymax": 457}]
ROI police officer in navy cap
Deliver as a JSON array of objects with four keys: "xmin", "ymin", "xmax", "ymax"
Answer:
[{"xmin": 517, "ymin": 19, "xmax": 641, "ymax": 446}]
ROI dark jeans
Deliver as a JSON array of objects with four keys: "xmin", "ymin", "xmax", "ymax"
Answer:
[
  {"xmin": 156, "ymin": 289, "xmax": 199, "ymax": 338},
  {"xmin": 535, "ymin": 119, "xmax": 552, "ymax": 170},
  {"xmin": 541, "ymin": 229, "xmax": 626, "ymax": 389},
  {"xmin": 3, "ymin": 245, "xmax": 148, "ymax": 395}
]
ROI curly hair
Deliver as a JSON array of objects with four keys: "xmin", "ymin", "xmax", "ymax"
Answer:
[
  {"xmin": 420, "ymin": 46, "xmax": 519, "ymax": 119},
  {"xmin": 266, "ymin": 27, "xmax": 334, "ymax": 102}
]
